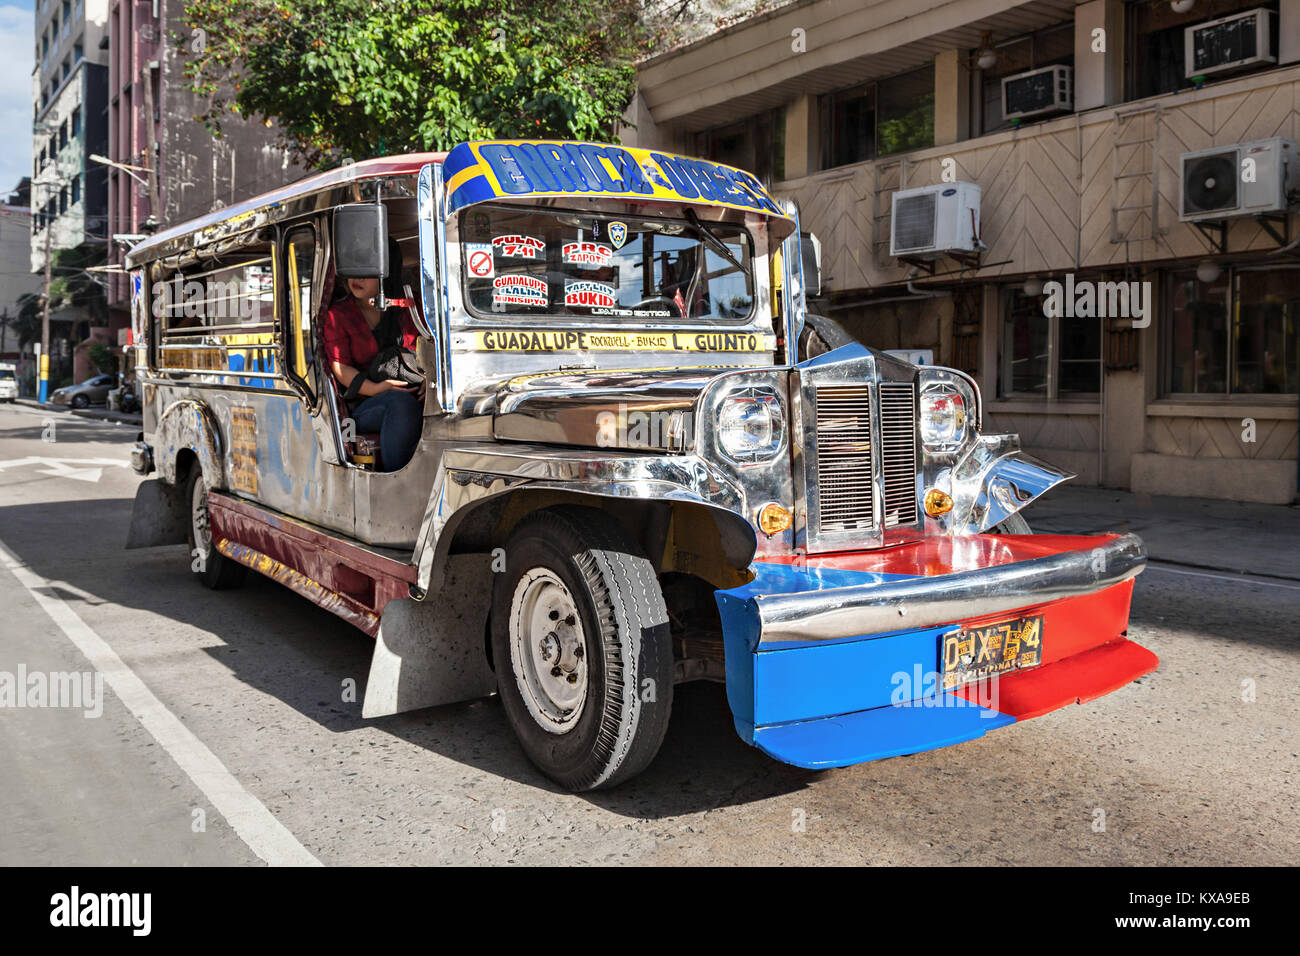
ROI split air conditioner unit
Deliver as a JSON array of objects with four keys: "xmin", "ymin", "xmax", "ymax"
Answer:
[
  {"xmin": 1185, "ymin": 8, "xmax": 1276, "ymax": 80},
  {"xmin": 890, "ymin": 182, "xmax": 982, "ymax": 259},
  {"xmin": 1002, "ymin": 64, "xmax": 1073, "ymax": 121},
  {"xmin": 1179, "ymin": 137, "xmax": 1298, "ymax": 221}
]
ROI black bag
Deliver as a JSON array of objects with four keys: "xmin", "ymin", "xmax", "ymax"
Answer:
[{"xmin": 345, "ymin": 309, "xmax": 422, "ymax": 404}]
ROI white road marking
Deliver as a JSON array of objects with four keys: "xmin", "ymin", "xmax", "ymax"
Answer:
[
  {"xmin": 1146, "ymin": 561, "xmax": 1300, "ymax": 592},
  {"xmin": 0, "ymin": 537, "xmax": 322, "ymax": 867},
  {"xmin": 0, "ymin": 456, "xmax": 130, "ymax": 483}
]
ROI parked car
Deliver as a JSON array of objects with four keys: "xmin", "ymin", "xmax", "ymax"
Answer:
[
  {"xmin": 0, "ymin": 362, "xmax": 16, "ymax": 403},
  {"xmin": 50, "ymin": 373, "xmax": 115, "ymax": 409}
]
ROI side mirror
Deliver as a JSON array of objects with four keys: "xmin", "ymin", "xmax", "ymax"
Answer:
[
  {"xmin": 334, "ymin": 203, "xmax": 389, "ymax": 278},
  {"xmin": 799, "ymin": 231, "xmax": 821, "ymax": 298}
]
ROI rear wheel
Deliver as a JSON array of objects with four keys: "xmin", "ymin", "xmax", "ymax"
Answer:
[
  {"xmin": 185, "ymin": 468, "xmax": 246, "ymax": 589},
  {"xmin": 491, "ymin": 507, "xmax": 673, "ymax": 791}
]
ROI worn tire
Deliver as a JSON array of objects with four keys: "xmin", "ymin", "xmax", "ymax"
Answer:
[
  {"xmin": 71, "ymin": 394, "xmax": 89, "ymax": 409},
  {"xmin": 185, "ymin": 468, "xmax": 247, "ymax": 590},
  {"xmin": 491, "ymin": 506, "xmax": 673, "ymax": 791},
  {"xmin": 989, "ymin": 512, "xmax": 1032, "ymax": 534}
]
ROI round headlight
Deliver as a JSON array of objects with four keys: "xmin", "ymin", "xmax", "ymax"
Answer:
[
  {"xmin": 920, "ymin": 384, "xmax": 966, "ymax": 450},
  {"xmin": 717, "ymin": 391, "xmax": 784, "ymax": 462}
]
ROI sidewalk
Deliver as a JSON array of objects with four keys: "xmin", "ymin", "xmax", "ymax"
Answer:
[
  {"xmin": 14, "ymin": 397, "xmax": 142, "ymax": 427},
  {"xmin": 1023, "ymin": 484, "xmax": 1300, "ymax": 582}
]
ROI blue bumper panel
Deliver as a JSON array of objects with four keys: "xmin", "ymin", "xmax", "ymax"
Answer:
[
  {"xmin": 751, "ymin": 701, "xmax": 1015, "ymax": 770},
  {"xmin": 717, "ymin": 560, "xmax": 1013, "ymax": 769}
]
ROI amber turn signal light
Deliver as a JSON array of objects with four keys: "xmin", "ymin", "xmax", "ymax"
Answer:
[
  {"xmin": 924, "ymin": 489, "xmax": 954, "ymax": 517},
  {"xmin": 758, "ymin": 503, "xmax": 792, "ymax": 535}
]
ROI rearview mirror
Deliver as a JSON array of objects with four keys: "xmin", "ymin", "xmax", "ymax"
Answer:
[{"xmin": 334, "ymin": 203, "xmax": 389, "ymax": 278}]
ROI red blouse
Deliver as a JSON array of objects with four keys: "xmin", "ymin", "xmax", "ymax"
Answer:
[{"xmin": 322, "ymin": 298, "xmax": 419, "ymax": 371}]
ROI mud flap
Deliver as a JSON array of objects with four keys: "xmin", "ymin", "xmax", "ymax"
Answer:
[
  {"xmin": 362, "ymin": 553, "xmax": 497, "ymax": 718},
  {"xmin": 125, "ymin": 478, "xmax": 189, "ymax": 549}
]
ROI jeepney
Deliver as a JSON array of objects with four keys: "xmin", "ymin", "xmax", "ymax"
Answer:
[{"xmin": 124, "ymin": 140, "xmax": 1157, "ymax": 791}]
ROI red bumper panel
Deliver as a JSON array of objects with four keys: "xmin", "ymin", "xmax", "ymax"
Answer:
[{"xmin": 956, "ymin": 635, "xmax": 1159, "ymax": 720}]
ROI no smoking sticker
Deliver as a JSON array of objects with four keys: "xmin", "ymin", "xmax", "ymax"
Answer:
[{"xmin": 466, "ymin": 243, "xmax": 494, "ymax": 278}]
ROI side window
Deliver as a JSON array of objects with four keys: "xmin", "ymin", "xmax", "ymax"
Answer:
[
  {"xmin": 156, "ymin": 231, "xmax": 278, "ymax": 388},
  {"xmin": 282, "ymin": 225, "xmax": 318, "ymax": 402},
  {"xmin": 159, "ymin": 235, "xmax": 276, "ymax": 336}
]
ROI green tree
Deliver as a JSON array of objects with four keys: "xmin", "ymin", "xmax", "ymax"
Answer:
[{"xmin": 182, "ymin": 0, "xmax": 653, "ymax": 166}]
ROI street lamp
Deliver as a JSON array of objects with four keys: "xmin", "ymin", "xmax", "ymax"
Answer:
[{"xmin": 88, "ymin": 153, "xmax": 149, "ymax": 187}]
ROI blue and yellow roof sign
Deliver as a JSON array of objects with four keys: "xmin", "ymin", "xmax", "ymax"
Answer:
[{"xmin": 444, "ymin": 140, "xmax": 792, "ymax": 229}]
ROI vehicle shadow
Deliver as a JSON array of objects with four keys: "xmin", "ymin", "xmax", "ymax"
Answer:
[
  {"xmin": 0, "ymin": 496, "xmax": 815, "ymax": 817},
  {"xmin": 6, "ymin": 494, "xmax": 1289, "ymax": 820}
]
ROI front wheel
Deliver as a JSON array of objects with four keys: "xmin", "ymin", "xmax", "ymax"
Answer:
[
  {"xmin": 185, "ymin": 468, "xmax": 247, "ymax": 589},
  {"xmin": 71, "ymin": 394, "xmax": 89, "ymax": 409},
  {"xmin": 491, "ymin": 507, "xmax": 674, "ymax": 791},
  {"xmin": 989, "ymin": 512, "xmax": 1032, "ymax": 534}
]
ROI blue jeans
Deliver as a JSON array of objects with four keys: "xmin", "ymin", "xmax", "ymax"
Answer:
[{"xmin": 351, "ymin": 388, "xmax": 421, "ymax": 471}]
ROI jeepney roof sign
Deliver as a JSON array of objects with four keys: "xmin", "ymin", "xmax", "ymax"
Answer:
[{"xmin": 444, "ymin": 140, "xmax": 794, "ymax": 238}]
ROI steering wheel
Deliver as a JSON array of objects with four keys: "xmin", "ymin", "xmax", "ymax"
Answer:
[{"xmin": 632, "ymin": 296, "xmax": 681, "ymax": 317}]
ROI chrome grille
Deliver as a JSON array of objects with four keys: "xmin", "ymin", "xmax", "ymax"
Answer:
[
  {"xmin": 877, "ymin": 382, "xmax": 919, "ymax": 527},
  {"xmin": 815, "ymin": 385, "xmax": 874, "ymax": 533}
]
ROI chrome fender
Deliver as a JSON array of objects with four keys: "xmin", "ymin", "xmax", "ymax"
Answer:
[
  {"xmin": 945, "ymin": 434, "xmax": 1073, "ymax": 533},
  {"xmin": 409, "ymin": 445, "xmax": 753, "ymax": 597}
]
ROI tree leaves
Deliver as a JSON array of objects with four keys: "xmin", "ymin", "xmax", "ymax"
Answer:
[{"xmin": 181, "ymin": 0, "xmax": 648, "ymax": 167}]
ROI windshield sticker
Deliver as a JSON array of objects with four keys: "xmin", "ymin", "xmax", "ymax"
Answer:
[
  {"xmin": 564, "ymin": 280, "xmax": 616, "ymax": 308},
  {"xmin": 465, "ymin": 243, "xmax": 495, "ymax": 278},
  {"xmin": 492, "ymin": 235, "xmax": 545, "ymax": 258},
  {"xmin": 562, "ymin": 241, "xmax": 613, "ymax": 266},
  {"xmin": 492, "ymin": 274, "xmax": 549, "ymax": 307},
  {"xmin": 470, "ymin": 329, "xmax": 775, "ymax": 352},
  {"xmin": 608, "ymin": 221, "xmax": 628, "ymax": 249}
]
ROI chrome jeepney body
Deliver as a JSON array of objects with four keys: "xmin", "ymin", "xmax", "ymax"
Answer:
[{"xmin": 125, "ymin": 141, "xmax": 1156, "ymax": 784}]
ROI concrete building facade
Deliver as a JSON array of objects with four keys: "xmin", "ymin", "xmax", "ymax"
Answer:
[
  {"xmin": 105, "ymin": 0, "xmax": 302, "ymax": 332},
  {"xmin": 630, "ymin": 0, "xmax": 1300, "ymax": 504}
]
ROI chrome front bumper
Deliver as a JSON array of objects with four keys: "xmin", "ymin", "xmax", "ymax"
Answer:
[{"xmin": 749, "ymin": 532, "xmax": 1146, "ymax": 647}]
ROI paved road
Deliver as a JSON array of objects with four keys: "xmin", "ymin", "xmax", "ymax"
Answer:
[{"xmin": 0, "ymin": 402, "xmax": 1295, "ymax": 865}]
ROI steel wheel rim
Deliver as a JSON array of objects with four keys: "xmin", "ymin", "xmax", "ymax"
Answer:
[
  {"xmin": 509, "ymin": 568, "xmax": 588, "ymax": 734},
  {"xmin": 191, "ymin": 474, "xmax": 212, "ymax": 560}
]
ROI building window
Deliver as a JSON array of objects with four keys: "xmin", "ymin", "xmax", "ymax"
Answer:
[
  {"xmin": 70, "ymin": 106, "xmax": 80, "ymax": 137},
  {"xmin": 59, "ymin": 187, "xmax": 67, "ymax": 215},
  {"xmin": 999, "ymin": 288, "xmax": 1102, "ymax": 398},
  {"xmin": 73, "ymin": 42, "xmax": 82, "ymax": 63},
  {"xmin": 974, "ymin": 22, "xmax": 1073, "ymax": 135},
  {"xmin": 693, "ymin": 109, "xmax": 785, "ymax": 185},
  {"xmin": 1166, "ymin": 266, "xmax": 1299, "ymax": 395},
  {"xmin": 70, "ymin": 174, "xmax": 79, "ymax": 204},
  {"xmin": 1128, "ymin": 0, "xmax": 1278, "ymax": 101},
  {"xmin": 59, "ymin": 120, "xmax": 67, "ymax": 150},
  {"xmin": 819, "ymin": 65, "xmax": 934, "ymax": 170}
]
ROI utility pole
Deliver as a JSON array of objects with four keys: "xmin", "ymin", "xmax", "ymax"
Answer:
[{"xmin": 39, "ymin": 220, "xmax": 52, "ymax": 403}]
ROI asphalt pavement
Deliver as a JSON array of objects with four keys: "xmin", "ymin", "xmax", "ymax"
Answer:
[{"xmin": 0, "ymin": 401, "xmax": 1296, "ymax": 865}]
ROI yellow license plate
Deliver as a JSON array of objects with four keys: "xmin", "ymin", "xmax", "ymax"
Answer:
[{"xmin": 941, "ymin": 614, "xmax": 1044, "ymax": 691}]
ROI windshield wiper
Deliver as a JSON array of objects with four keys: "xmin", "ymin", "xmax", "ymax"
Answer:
[{"xmin": 685, "ymin": 208, "xmax": 744, "ymax": 273}]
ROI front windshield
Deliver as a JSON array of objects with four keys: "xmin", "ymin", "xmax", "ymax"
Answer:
[
  {"xmin": 0, "ymin": 369, "xmax": 14, "ymax": 380},
  {"xmin": 460, "ymin": 205, "xmax": 754, "ymax": 322}
]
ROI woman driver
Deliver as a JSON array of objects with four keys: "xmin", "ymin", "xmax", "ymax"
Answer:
[{"xmin": 321, "ymin": 241, "xmax": 423, "ymax": 472}]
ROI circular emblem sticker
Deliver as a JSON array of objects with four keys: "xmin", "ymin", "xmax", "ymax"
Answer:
[{"xmin": 466, "ymin": 243, "xmax": 494, "ymax": 278}]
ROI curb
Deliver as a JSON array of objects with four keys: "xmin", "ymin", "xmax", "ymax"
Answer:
[{"xmin": 13, "ymin": 397, "xmax": 142, "ymax": 427}]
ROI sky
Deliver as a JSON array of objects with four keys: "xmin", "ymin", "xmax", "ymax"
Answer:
[{"xmin": 0, "ymin": 2, "xmax": 34, "ymax": 202}]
